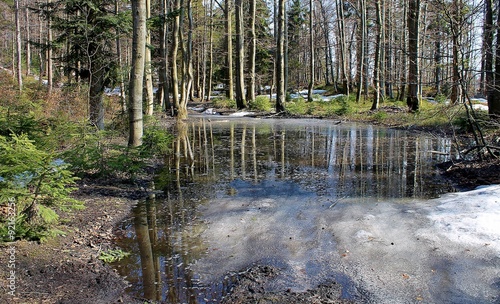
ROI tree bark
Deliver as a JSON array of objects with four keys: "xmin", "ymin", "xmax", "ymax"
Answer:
[
  {"xmin": 145, "ymin": 0, "xmax": 155, "ymax": 115},
  {"xmin": 225, "ymin": 0, "xmax": 234, "ymax": 100},
  {"xmin": 235, "ymin": 0, "xmax": 246, "ymax": 109},
  {"xmin": 406, "ymin": 0, "xmax": 420, "ymax": 112},
  {"xmin": 371, "ymin": 0, "xmax": 383, "ymax": 110},
  {"xmin": 307, "ymin": 0, "xmax": 314, "ymax": 102},
  {"xmin": 15, "ymin": 0, "xmax": 23, "ymax": 91},
  {"xmin": 482, "ymin": 0, "xmax": 493, "ymax": 98},
  {"xmin": 246, "ymin": 0, "xmax": 256, "ymax": 103},
  {"xmin": 275, "ymin": 0, "xmax": 286, "ymax": 112},
  {"xmin": 488, "ymin": 0, "xmax": 500, "ymax": 118},
  {"xmin": 128, "ymin": 0, "xmax": 147, "ymax": 147}
]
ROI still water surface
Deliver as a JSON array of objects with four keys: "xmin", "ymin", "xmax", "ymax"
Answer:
[{"xmin": 113, "ymin": 117, "xmax": 456, "ymax": 303}]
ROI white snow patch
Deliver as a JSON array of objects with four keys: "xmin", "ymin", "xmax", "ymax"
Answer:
[{"xmin": 428, "ymin": 185, "xmax": 500, "ymax": 251}]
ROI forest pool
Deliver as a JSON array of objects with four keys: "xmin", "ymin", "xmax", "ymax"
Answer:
[{"xmin": 111, "ymin": 118, "xmax": 500, "ymax": 303}]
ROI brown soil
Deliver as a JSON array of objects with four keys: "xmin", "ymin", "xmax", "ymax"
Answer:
[
  {"xmin": 0, "ymin": 178, "xmax": 147, "ymax": 304},
  {"xmin": 1, "ymin": 113, "xmax": 499, "ymax": 304}
]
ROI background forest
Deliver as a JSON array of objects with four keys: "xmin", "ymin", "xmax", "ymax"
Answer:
[{"xmin": 1, "ymin": 0, "xmax": 500, "ymax": 239}]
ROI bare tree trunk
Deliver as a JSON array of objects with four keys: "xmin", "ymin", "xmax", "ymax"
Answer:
[
  {"xmin": 25, "ymin": 4, "xmax": 31, "ymax": 76},
  {"xmin": 15, "ymin": 0, "xmax": 23, "ymax": 91},
  {"xmin": 47, "ymin": 0, "xmax": 53, "ymax": 94},
  {"xmin": 235, "ymin": 0, "xmax": 246, "ymax": 109},
  {"xmin": 356, "ymin": 0, "xmax": 366, "ymax": 103},
  {"xmin": 129, "ymin": 0, "xmax": 147, "ymax": 147},
  {"xmin": 406, "ymin": 0, "xmax": 420, "ymax": 112},
  {"xmin": 171, "ymin": 0, "xmax": 181, "ymax": 115},
  {"xmin": 276, "ymin": 0, "xmax": 286, "ymax": 112},
  {"xmin": 225, "ymin": 0, "xmax": 234, "ymax": 100},
  {"xmin": 336, "ymin": 0, "xmax": 349, "ymax": 95},
  {"xmin": 488, "ymin": 0, "xmax": 500, "ymax": 117},
  {"xmin": 145, "ymin": 0, "xmax": 154, "ymax": 115},
  {"xmin": 246, "ymin": 0, "xmax": 256, "ymax": 103},
  {"xmin": 481, "ymin": 0, "xmax": 493, "ymax": 98},
  {"xmin": 371, "ymin": 0, "xmax": 383, "ymax": 110},
  {"xmin": 307, "ymin": 0, "xmax": 314, "ymax": 102},
  {"xmin": 206, "ymin": 0, "xmax": 214, "ymax": 101},
  {"xmin": 115, "ymin": 0, "xmax": 127, "ymax": 114}
]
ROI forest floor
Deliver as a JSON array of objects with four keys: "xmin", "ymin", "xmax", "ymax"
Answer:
[{"xmin": 1, "ymin": 112, "xmax": 499, "ymax": 304}]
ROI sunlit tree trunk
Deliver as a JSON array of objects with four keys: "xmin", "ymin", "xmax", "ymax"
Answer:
[
  {"xmin": 481, "ymin": 0, "xmax": 493, "ymax": 98},
  {"xmin": 171, "ymin": 0, "xmax": 181, "ymax": 115},
  {"xmin": 276, "ymin": 0, "xmax": 286, "ymax": 112},
  {"xmin": 225, "ymin": 0, "xmax": 234, "ymax": 99},
  {"xmin": 488, "ymin": 1, "xmax": 500, "ymax": 118},
  {"xmin": 371, "ymin": 0, "xmax": 383, "ymax": 110},
  {"xmin": 356, "ymin": 0, "xmax": 366, "ymax": 103},
  {"xmin": 336, "ymin": 0, "xmax": 349, "ymax": 95},
  {"xmin": 128, "ymin": 0, "xmax": 147, "ymax": 147},
  {"xmin": 47, "ymin": 0, "xmax": 53, "ymax": 94},
  {"xmin": 25, "ymin": 5, "xmax": 31, "ymax": 76},
  {"xmin": 15, "ymin": 0, "xmax": 22, "ymax": 91},
  {"xmin": 206, "ymin": 0, "xmax": 214, "ymax": 101},
  {"xmin": 307, "ymin": 0, "xmax": 314, "ymax": 102},
  {"xmin": 235, "ymin": 0, "xmax": 246, "ymax": 109},
  {"xmin": 115, "ymin": 0, "xmax": 127, "ymax": 114},
  {"xmin": 145, "ymin": 0, "xmax": 154, "ymax": 115},
  {"xmin": 246, "ymin": 0, "xmax": 256, "ymax": 103}
]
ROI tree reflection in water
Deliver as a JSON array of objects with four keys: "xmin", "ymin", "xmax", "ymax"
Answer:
[{"xmin": 113, "ymin": 118, "xmax": 456, "ymax": 303}]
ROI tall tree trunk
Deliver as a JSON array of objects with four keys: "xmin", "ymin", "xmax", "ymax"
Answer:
[
  {"xmin": 336, "ymin": 0, "xmax": 349, "ymax": 95},
  {"xmin": 434, "ymin": 39, "xmax": 442, "ymax": 95},
  {"xmin": 206, "ymin": 0, "xmax": 214, "ymax": 101},
  {"xmin": 15, "ymin": 0, "xmax": 22, "ymax": 91},
  {"xmin": 25, "ymin": 4, "xmax": 31, "ymax": 76},
  {"xmin": 406, "ymin": 0, "xmax": 420, "ymax": 112},
  {"xmin": 47, "ymin": 0, "xmax": 53, "ymax": 94},
  {"xmin": 307, "ymin": 0, "xmax": 314, "ymax": 102},
  {"xmin": 178, "ymin": 0, "xmax": 193, "ymax": 119},
  {"xmin": 276, "ymin": 0, "xmax": 286, "ymax": 112},
  {"xmin": 450, "ymin": 0, "xmax": 461, "ymax": 104},
  {"xmin": 235, "ymin": 0, "xmax": 246, "ymax": 109},
  {"xmin": 488, "ymin": 1, "xmax": 500, "ymax": 117},
  {"xmin": 481, "ymin": 0, "xmax": 493, "ymax": 98},
  {"xmin": 159, "ymin": 0, "xmax": 171, "ymax": 112},
  {"xmin": 145, "ymin": 0, "xmax": 154, "ymax": 115},
  {"xmin": 356, "ymin": 0, "xmax": 366, "ymax": 103},
  {"xmin": 128, "ymin": 0, "xmax": 147, "ymax": 147},
  {"xmin": 115, "ymin": 0, "xmax": 127, "ymax": 114},
  {"xmin": 171, "ymin": 0, "xmax": 181, "ymax": 115},
  {"xmin": 225, "ymin": 0, "xmax": 234, "ymax": 99},
  {"xmin": 371, "ymin": 0, "xmax": 383, "ymax": 110},
  {"xmin": 246, "ymin": 0, "xmax": 256, "ymax": 103}
]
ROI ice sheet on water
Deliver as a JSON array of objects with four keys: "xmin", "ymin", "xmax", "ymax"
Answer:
[{"xmin": 191, "ymin": 182, "xmax": 500, "ymax": 302}]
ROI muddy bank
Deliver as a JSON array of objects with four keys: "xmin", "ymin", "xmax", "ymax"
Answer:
[{"xmin": 0, "ymin": 179, "xmax": 147, "ymax": 304}]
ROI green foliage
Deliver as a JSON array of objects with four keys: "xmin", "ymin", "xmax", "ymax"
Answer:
[
  {"xmin": 141, "ymin": 126, "xmax": 173, "ymax": 157},
  {"xmin": 0, "ymin": 134, "xmax": 83, "ymax": 241},
  {"xmin": 98, "ymin": 249, "xmax": 130, "ymax": 263},
  {"xmin": 372, "ymin": 111, "xmax": 388, "ymax": 121},
  {"xmin": 249, "ymin": 96, "xmax": 272, "ymax": 112},
  {"xmin": 333, "ymin": 96, "xmax": 355, "ymax": 115},
  {"xmin": 285, "ymin": 98, "xmax": 308, "ymax": 115},
  {"xmin": 62, "ymin": 124, "xmax": 172, "ymax": 179},
  {"xmin": 212, "ymin": 97, "xmax": 237, "ymax": 109}
]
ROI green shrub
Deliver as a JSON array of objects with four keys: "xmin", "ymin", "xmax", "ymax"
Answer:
[
  {"xmin": 285, "ymin": 98, "xmax": 308, "ymax": 115},
  {"xmin": 249, "ymin": 96, "xmax": 272, "ymax": 112},
  {"xmin": 98, "ymin": 249, "xmax": 130, "ymax": 263},
  {"xmin": 141, "ymin": 126, "xmax": 173, "ymax": 157},
  {"xmin": 212, "ymin": 97, "xmax": 236, "ymax": 109},
  {"xmin": 0, "ymin": 134, "xmax": 83, "ymax": 241},
  {"xmin": 334, "ymin": 96, "xmax": 355, "ymax": 116}
]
